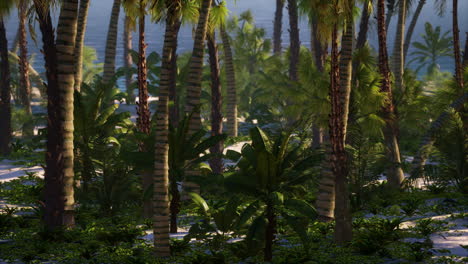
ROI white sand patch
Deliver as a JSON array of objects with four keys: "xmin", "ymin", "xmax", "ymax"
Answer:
[
  {"xmin": 0, "ymin": 160, "xmax": 44, "ymax": 183},
  {"xmin": 401, "ymin": 213, "xmax": 468, "ymax": 257}
]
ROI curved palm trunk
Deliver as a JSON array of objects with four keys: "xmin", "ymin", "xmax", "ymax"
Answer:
[
  {"xmin": 136, "ymin": 9, "xmax": 152, "ymax": 219},
  {"xmin": 207, "ymin": 32, "xmax": 223, "ymax": 174},
  {"xmin": 411, "ymin": 92, "xmax": 467, "ymax": 179},
  {"xmin": 287, "ymin": 0, "xmax": 300, "ymax": 82},
  {"xmin": 339, "ymin": 19, "xmax": 354, "ymax": 139},
  {"xmin": 124, "ymin": 15, "xmax": 134, "ymax": 104},
  {"xmin": 74, "ymin": 0, "xmax": 90, "ymax": 92},
  {"xmin": 273, "ymin": 0, "xmax": 284, "ymax": 55},
  {"xmin": 220, "ymin": 25, "xmax": 237, "ymax": 137},
  {"xmin": 103, "ymin": 0, "xmax": 121, "ymax": 84},
  {"xmin": 0, "ymin": 18, "xmax": 12, "ymax": 156},
  {"xmin": 403, "ymin": 0, "xmax": 426, "ymax": 61},
  {"xmin": 153, "ymin": 0, "xmax": 181, "ymax": 255},
  {"xmin": 183, "ymin": 0, "xmax": 213, "ymax": 194},
  {"xmin": 18, "ymin": 0, "xmax": 33, "ymax": 137},
  {"xmin": 310, "ymin": 19, "xmax": 325, "ymax": 149},
  {"xmin": 35, "ymin": 0, "xmax": 79, "ymax": 229},
  {"xmin": 386, "ymin": 0, "xmax": 406, "ymax": 188}
]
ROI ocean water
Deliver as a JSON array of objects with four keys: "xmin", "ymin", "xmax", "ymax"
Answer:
[{"xmin": 4, "ymin": 0, "xmax": 468, "ymax": 84}]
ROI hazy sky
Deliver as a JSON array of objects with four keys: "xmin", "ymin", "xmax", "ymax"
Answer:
[{"xmin": 5, "ymin": 0, "xmax": 468, "ymax": 73}]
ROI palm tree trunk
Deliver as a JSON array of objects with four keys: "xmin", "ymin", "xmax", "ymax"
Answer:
[
  {"xmin": 356, "ymin": 0, "xmax": 371, "ymax": 51},
  {"xmin": 136, "ymin": 9, "xmax": 152, "ymax": 220},
  {"xmin": 103, "ymin": 0, "xmax": 121, "ymax": 84},
  {"xmin": 169, "ymin": 20, "xmax": 181, "ymax": 127},
  {"xmin": 220, "ymin": 25, "xmax": 237, "ymax": 137},
  {"xmin": 330, "ymin": 23, "xmax": 352, "ymax": 244},
  {"xmin": 0, "ymin": 18, "xmax": 12, "ymax": 156},
  {"xmin": 74, "ymin": 0, "xmax": 90, "ymax": 92},
  {"xmin": 452, "ymin": 0, "xmax": 464, "ymax": 90},
  {"xmin": 287, "ymin": 0, "xmax": 300, "ymax": 82},
  {"xmin": 207, "ymin": 32, "xmax": 224, "ymax": 174},
  {"xmin": 35, "ymin": 0, "xmax": 79, "ymax": 229},
  {"xmin": 184, "ymin": 0, "xmax": 213, "ymax": 194},
  {"xmin": 310, "ymin": 19, "xmax": 324, "ymax": 149},
  {"xmin": 273, "ymin": 0, "xmax": 284, "ymax": 55},
  {"xmin": 379, "ymin": 0, "xmax": 404, "ymax": 189},
  {"xmin": 153, "ymin": 0, "xmax": 180, "ymax": 255},
  {"xmin": 124, "ymin": 15, "xmax": 134, "ymax": 104},
  {"xmin": 315, "ymin": 146, "xmax": 335, "ymax": 222},
  {"xmin": 339, "ymin": 19, "xmax": 354, "ymax": 139},
  {"xmin": 403, "ymin": 0, "xmax": 426, "ymax": 61},
  {"xmin": 387, "ymin": 0, "xmax": 406, "ymax": 188},
  {"xmin": 18, "ymin": 0, "xmax": 33, "ymax": 137}
]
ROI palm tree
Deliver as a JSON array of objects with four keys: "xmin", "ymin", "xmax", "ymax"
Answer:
[
  {"xmin": 0, "ymin": 2, "xmax": 13, "ymax": 156},
  {"xmin": 379, "ymin": 0, "xmax": 405, "ymax": 189},
  {"xmin": 33, "ymin": 0, "xmax": 80, "ymax": 229},
  {"xmin": 206, "ymin": 2, "xmax": 228, "ymax": 174},
  {"xmin": 123, "ymin": 15, "xmax": 134, "ymax": 103},
  {"xmin": 18, "ymin": 0, "xmax": 33, "ymax": 137},
  {"xmin": 408, "ymin": 23, "xmax": 452, "ymax": 75},
  {"xmin": 288, "ymin": 0, "xmax": 300, "ymax": 82},
  {"xmin": 220, "ymin": 24, "xmax": 237, "ymax": 137},
  {"xmin": 385, "ymin": 0, "xmax": 396, "ymax": 31},
  {"xmin": 403, "ymin": 0, "xmax": 426, "ymax": 60},
  {"xmin": 152, "ymin": 0, "xmax": 185, "ymax": 256},
  {"xmin": 74, "ymin": 0, "xmax": 90, "ymax": 92},
  {"xmin": 387, "ymin": 0, "xmax": 406, "ymax": 188},
  {"xmin": 103, "ymin": 0, "xmax": 122, "ymax": 84},
  {"xmin": 273, "ymin": 0, "xmax": 284, "ymax": 55},
  {"xmin": 184, "ymin": 0, "xmax": 213, "ymax": 193}
]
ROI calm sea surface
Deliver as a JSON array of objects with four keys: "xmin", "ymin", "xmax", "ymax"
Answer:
[{"xmin": 5, "ymin": 0, "xmax": 468, "ymax": 85}]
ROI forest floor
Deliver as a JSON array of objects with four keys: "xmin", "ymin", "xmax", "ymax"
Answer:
[{"xmin": 1, "ymin": 155, "xmax": 467, "ymax": 262}]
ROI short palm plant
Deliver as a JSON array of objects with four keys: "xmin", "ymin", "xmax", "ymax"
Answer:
[
  {"xmin": 408, "ymin": 22, "xmax": 453, "ymax": 75},
  {"xmin": 224, "ymin": 127, "xmax": 318, "ymax": 262}
]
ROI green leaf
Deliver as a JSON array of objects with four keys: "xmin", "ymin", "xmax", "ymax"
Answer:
[
  {"xmin": 284, "ymin": 199, "xmax": 316, "ymax": 219},
  {"xmin": 188, "ymin": 192, "xmax": 209, "ymax": 214}
]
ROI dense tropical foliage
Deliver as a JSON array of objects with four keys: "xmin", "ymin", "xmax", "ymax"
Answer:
[{"xmin": 0, "ymin": 0, "xmax": 467, "ymax": 263}]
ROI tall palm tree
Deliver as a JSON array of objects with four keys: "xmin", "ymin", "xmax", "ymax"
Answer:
[
  {"xmin": 385, "ymin": 0, "xmax": 396, "ymax": 31},
  {"xmin": 103, "ymin": 0, "xmax": 122, "ymax": 84},
  {"xmin": 408, "ymin": 23, "xmax": 452, "ymax": 75},
  {"xmin": 18, "ymin": 0, "xmax": 33, "ymax": 137},
  {"xmin": 74, "ymin": 0, "xmax": 90, "ymax": 92},
  {"xmin": 152, "ymin": 0, "xmax": 185, "ymax": 256},
  {"xmin": 273, "ymin": 0, "xmax": 284, "ymax": 55},
  {"xmin": 33, "ymin": 0, "xmax": 79, "ymax": 229},
  {"xmin": 403, "ymin": 0, "xmax": 426, "ymax": 60},
  {"xmin": 183, "ymin": 0, "xmax": 213, "ymax": 193},
  {"xmin": 206, "ymin": 2, "xmax": 228, "ymax": 174},
  {"xmin": 220, "ymin": 24, "xmax": 237, "ymax": 136},
  {"xmin": 0, "ymin": 3, "xmax": 13, "ymax": 155},
  {"xmin": 123, "ymin": 15, "xmax": 134, "ymax": 104},
  {"xmin": 387, "ymin": 0, "xmax": 406, "ymax": 188},
  {"xmin": 288, "ymin": 0, "xmax": 300, "ymax": 82}
]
